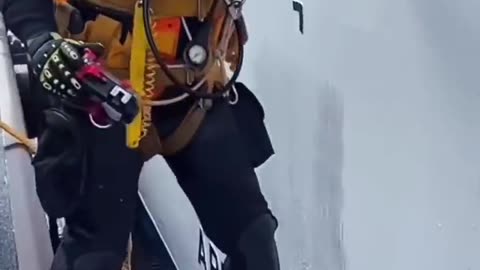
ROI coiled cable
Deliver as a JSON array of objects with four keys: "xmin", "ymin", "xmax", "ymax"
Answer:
[{"xmin": 142, "ymin": 0, "xmax": 244, "ymax": 99}]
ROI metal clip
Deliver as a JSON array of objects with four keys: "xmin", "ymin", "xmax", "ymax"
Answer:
[
  {"xmin": 89, "ymin": 114, "xmax": 112, "ymax": 129},
  {"xmin": 228, "ymin": 84, "xmax": 239, "ymax": 105},
  {"xmin": 226, "ymin": 0, "xmax": 245, "ymax": 20},
  {"xmin": 198, "ymin": 98, "xmax": 213, "ymax": 111}
]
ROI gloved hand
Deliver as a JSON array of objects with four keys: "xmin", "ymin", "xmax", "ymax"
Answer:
[{"xmin": 28, "ymin": 32, "xmax": 105, "ymax": 101}]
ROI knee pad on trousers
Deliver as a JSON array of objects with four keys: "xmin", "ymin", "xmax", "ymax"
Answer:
[{"xmin": 224, "ymin": 213, "xmax": 280, "ymax": 270}]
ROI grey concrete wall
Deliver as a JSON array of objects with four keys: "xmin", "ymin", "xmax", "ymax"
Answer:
[
  {"xmin": 0, "ymin": 115, "xmax": 19, "ymax": 270},
  {"xmin": 242, "ymin": 0, "xmax": 480, "ymax": 270},
  {"xmin": 1, "ymin": 0, "xmax": 478, "ymax": 269},
  {"xmin": 0, "ymin": 15, "xmax": 53, "ymax": 270}
]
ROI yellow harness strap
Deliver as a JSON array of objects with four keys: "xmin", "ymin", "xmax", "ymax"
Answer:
[
  {"xmin": 127, "ymin": 3, "xmax": 151, "ymax": 149},
  {"xmin": 138, "ymin": 85, "xmax": 214, "ymax": 161}
]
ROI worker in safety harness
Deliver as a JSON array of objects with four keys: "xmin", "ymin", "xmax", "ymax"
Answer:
[{"xmin": 4, "ymin": 0, "xmax": 280, "ymax": 269}]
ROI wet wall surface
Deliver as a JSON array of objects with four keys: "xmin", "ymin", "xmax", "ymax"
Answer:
[{"xmin": 242, "ymin": 0, "xmax": 480, "ymax": 269}]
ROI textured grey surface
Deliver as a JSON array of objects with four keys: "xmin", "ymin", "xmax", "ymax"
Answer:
[
  {"xmin": 242, "ymin": 0, "xmax": 480, "ymax": 269},
  {"xmin": 0, "ymin": 110, "xmax": 19, "ymax": 270},
  {"xmin": 0, "ymin": 13, "xmax": 53, "ymax": 270},
  {"xmin": 239, "ymin": 1, "xmax": 348, "ymax": 269},
  {"xmin": 0, "ymin": 13, "xmax": 20, "ymax": 270}
]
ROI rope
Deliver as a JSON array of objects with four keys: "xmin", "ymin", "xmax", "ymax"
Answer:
[{"xmin": 0, "ymin": 120, "xmax": 37, "ymax": 155}]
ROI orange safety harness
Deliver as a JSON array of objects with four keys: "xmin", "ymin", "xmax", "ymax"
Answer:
[{"xmin": 54, "ymin": 0, "xmax": 246, "ymax": 159}]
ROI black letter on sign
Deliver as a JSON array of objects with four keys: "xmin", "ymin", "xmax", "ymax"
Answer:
[
  {"xmin": 292, "ymin": 1, "xmax": 304, "ymax": 34},
  {"xmin": 198, "ymin": 230, "xmax": 207, "ymax": 270}
]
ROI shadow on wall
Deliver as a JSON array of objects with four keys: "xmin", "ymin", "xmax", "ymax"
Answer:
[
  {"xmin": 252, "ymin": 34, "xmax": 347, "ymax": 268},
  {"xmin": 311, "ymin": 83, "xmax": 346, "ymax": 270}
]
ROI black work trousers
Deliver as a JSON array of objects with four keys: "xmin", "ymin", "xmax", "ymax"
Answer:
[{"xmin": 35, "ymin": 96, "xmax": 274, "ymax": 270}]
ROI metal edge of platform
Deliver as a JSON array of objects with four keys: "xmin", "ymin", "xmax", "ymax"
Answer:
[
  {"xmin": 0, "ymin": 13, "xmax": 53, "ymax": 270},
  {"xmin": 0, "ymin": 12, "xmax": 21, "ymax": 270}
]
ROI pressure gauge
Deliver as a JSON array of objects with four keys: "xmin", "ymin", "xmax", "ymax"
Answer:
[{"xmin": 187, "ymin": 44, "xmax": 207, "ymax": 65}]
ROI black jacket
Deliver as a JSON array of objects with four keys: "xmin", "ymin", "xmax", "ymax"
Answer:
[{"xmin": 3, "ymin": 0, "xmax": 57, "ymax": 42}]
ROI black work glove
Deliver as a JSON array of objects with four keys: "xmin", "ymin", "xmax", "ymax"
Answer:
[
  {"xmin": 28, "ymin": 32, "xmax": 105, "ymax": 101},
  {"xmin": 33, "ymin": 107, "xmax": 86, "ymax": 218}
]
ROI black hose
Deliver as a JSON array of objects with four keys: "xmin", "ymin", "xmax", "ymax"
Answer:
[{"xmin": 142, "ymin": 0, "xmax": 244, "ymax": 99}]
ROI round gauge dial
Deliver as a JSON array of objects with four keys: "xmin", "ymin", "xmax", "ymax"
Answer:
[{"xmin": 188, "ymin": 45, "xmax": 207, "ymax": 65}]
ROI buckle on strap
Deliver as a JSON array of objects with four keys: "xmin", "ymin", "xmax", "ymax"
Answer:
[{"xmin": 198, "ymin": 98, "xmax": 213, "ymax": 111}]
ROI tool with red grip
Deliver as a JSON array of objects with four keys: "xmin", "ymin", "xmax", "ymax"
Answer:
[{"xmin": 76, "ymin": 49, "xmax": 140, "ymax": 128}]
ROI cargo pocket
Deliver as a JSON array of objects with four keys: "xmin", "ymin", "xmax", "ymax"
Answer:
[{"xmin": 229, "ymin": 82, "xmax": 275, "ymax": 168}]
